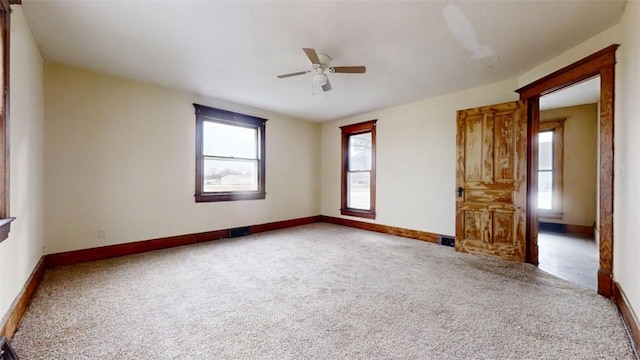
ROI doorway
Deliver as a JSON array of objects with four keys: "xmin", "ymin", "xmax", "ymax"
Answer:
[
  {"xmin": 516, "ymin": 45, "xmax": 618, "ymax": 297},
  {"xmin": 536, "ymin": 78, "xmax": 600, "ymax": 290}
]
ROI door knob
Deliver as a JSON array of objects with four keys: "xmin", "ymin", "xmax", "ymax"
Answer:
[{"xmin": 457, "ymin": 187, "xmax": 464, "ymax": 197}]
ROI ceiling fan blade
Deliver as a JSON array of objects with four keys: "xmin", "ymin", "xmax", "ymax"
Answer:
[
  {"xmin": 322, "ymin": 79, "xmax": 332, "ymax": 92},
  {"xmin": 303, "ymin": 48, "xmax": 321, "ymax": 65},
  {"xmin": 332, "ymin": 66, "xmax": 366, "ymax": 74},
  {"xmin": 277, "ymin": 71, "xmax": 308, "ymax": 79}
]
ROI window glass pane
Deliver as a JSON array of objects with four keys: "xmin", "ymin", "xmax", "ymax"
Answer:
[
  {"xmin": 538, "ymin": 170, "xmax": 553, "ymax": 210},
  {"xmin": 348, "ymin": 171, "xmax": 370, "ymax": 210},
  {"xmin": 203, "ymin": 158, "xmax": 257, "ymax": 192},
  {"xmin": 538, "ymin": 131, "xmax": 553, "ymax": 171},
  {"xmin": 349, "ymin": 133, "xmax": 371, "ymax": 171},
  {"xmin": 203, "ymin": 122, "xmax": 257, "ymax": 159}
]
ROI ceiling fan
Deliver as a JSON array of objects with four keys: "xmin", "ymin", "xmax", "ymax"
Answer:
[{"xmin": 277, "ymin": 48, "xmax": 366, "ymax": 92}]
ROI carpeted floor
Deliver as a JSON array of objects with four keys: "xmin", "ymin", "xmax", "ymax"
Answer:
[{"xmin": 11, "ymin": 223, "xmax": 635, "ymax": 359}]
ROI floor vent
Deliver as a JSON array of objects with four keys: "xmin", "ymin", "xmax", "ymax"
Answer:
[
  {"xmin": 0, "ymin": 337, "xmax": 18, "ymax": 360},
  {"xmin": 439, "ymin": 235, "xmax": 455, "ymax": 247},
  {"xmin": 228, "ymin": 226, "xmax": 251, "ymax": 238}
]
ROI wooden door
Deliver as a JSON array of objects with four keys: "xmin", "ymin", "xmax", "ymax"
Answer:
[{"xmin": 455, "ymin": 101, "xmax": 527, "ymax": 262}]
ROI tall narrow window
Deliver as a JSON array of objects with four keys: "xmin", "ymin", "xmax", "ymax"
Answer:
[
  {"xmin": 341, "ymin": 120, "xmax": 376, "ymax": 219},
  {"xmin": 194, "ymin": 104, "xmax": 266, "ymax": 202},
  {"xmin": 537, "ymin": 119, "xmax": 564, "ymax": 218},
  {"xmin": 0, "ymin": 0, "xmax": 14, "ymax": 243}
]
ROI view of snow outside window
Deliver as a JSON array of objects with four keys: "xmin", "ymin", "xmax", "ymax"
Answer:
[
  {"xmin": 538, "ymin": 131, "xmax": 553, "ymax": 209},
  {"xmin": 347, "ymin": 132, "xmax": 371, "ymax": 210},
  {"xmin": 203, "ymin": 121, "xmax": 258, "ymax": 192}
]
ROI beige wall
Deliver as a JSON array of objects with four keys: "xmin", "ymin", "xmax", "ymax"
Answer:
[
  {"xmin": 3, "ymin": 0, "xmax": 638, "ymax": 339},
  {"xmin": 0, "ymin": 7, "xmax": 45, "ymax": 322},
  {"xmin": 320, "ymin": 79, "xmax": 519, "ymax": 236},
  {"xmin": 44, "ymin": 62, "xmax": 321, "ymax": 254},
  {"xmin": 321, "ymin": 2, "xmax": 639, "ymax": 321},
  {"xmin": 540, "ymin": 104, "xmax": 598, "ymax": 227},
  {"xmin": 614, "ymin": 0, "xmax": 640, "ymax": 328}
]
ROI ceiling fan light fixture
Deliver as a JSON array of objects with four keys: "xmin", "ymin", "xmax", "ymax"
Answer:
[
  {"xmin": 276, "ymin": 48, "xmax": 365, "ymax": 92},
  {"xmin": 312, "ymin": 72, "xmax": 328, "ymax": 86}
]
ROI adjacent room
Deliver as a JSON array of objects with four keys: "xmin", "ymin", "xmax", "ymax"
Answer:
[
  {"xmin": 537, "ymin": 78, "xmax": 600, "ymax": 290},
  {"xmin": 1, "ymin": 0, "xmax": 639, "ymax": 358}
]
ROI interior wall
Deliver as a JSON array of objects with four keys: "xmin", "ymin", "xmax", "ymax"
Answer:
[
  {"xmin": 320, "ymin": 6, "xmax": 637, "ymax": 319},
  {"xmin": 320, "ymin": 79, "xmax": 519, "ymax": 236},
  {"xmin": 12, "ymin": 0, "xmax": 638, "ymax": 335},
  {"xmin": 44, "ymin": 62, "xmax": 321, "ymax": 254},
  {"xmin": 539, "ymin": 104, "xmax": 598, "ymax": 227},
  {"xmin": 614, "ymin": 0, "xmax": 640, "ymax": 326},
  {"xmin": 520, "ymin": 1, "xmax": 639, "ymax": 323},
  {"xmin": 0, "ymin": 6, "xmax": 45, "ymax": 322}
]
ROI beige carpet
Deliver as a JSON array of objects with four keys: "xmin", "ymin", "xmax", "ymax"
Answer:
[{"xmin": 11, "ymin": 223, "xmax": 635, "ymax": 359}]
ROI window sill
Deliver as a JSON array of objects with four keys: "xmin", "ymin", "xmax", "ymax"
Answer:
[
  {"xmin": 0, "ymin": 217, "xmax": 16, "ymax": 243},
  {"xmin": 196, "ymin": 192, "xmax": 266, "ymax": 203},
  {"xmin": 340, "ymin": 208, "xmax": 376, "ymax": 220}
]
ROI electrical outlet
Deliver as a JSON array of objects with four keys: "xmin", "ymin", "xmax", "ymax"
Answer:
[{"xmin": 98, "ymin": 230, "xmax": 106, "ymax": 239}]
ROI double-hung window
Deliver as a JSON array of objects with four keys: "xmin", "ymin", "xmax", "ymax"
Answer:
[
  {"xmin": 340, "ymin": 120, "xmax": 376, "ymax": 219},
  {"xmin": 194, "ymin": 104, "xmax": 266, "ymax": 202},
  {"xmin": 537, "ymin": 119, "xmax": 564, "ymax": 218}
]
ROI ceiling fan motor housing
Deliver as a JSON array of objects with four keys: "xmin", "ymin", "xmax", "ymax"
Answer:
[{"xmin": 316, "ymin": 53, "xmax": 331, "ymax": 68}]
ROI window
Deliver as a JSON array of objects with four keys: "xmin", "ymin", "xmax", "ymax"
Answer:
[
  {"xmin": 340, "ymin": 120, "xmax": 376, "ymax": 219},
  {"xmin": 0, "ymin": 0, "xmax": 14, "ymax": 243},
  {"xmin": 537, "ymin": 119, "xmax": 564, "ymax": 218},
  {"xmin": 194, "ymin": 104, "xmax": 266, "ymax": 202}
]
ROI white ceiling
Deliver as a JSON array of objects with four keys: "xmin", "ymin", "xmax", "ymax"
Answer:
[
  {"xmin": 21, "ymin": 0, "xmax": 626, "ymax": 122},
  {"xmin": 540, "ymin": 77, "xmax": 601, "ymax": 111}
]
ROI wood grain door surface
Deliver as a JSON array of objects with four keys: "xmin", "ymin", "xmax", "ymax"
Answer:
[{"xmin": 455, "ymin": 101, "xmax": 527, "ymax": 262}]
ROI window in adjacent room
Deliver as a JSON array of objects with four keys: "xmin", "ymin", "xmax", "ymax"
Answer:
[
  {"xmin": 340, "ymin": 120, "xmax": 377, "ymax": 219},
  {"xmin": 194, "ymin": 104, "xmax": 266, "ymax": 203},
  {"xmin": 537, "ymin": 119, "xmax": 565, "ymax": 218}
]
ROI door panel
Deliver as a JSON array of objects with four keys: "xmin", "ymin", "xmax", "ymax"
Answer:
[
  {"xmin": 465, "ymin": 189, "xmax": 513, "ymax": 203},
  {"xmin": 455, "ymin": 101, "xmax": 527, "ymax": 262}
]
